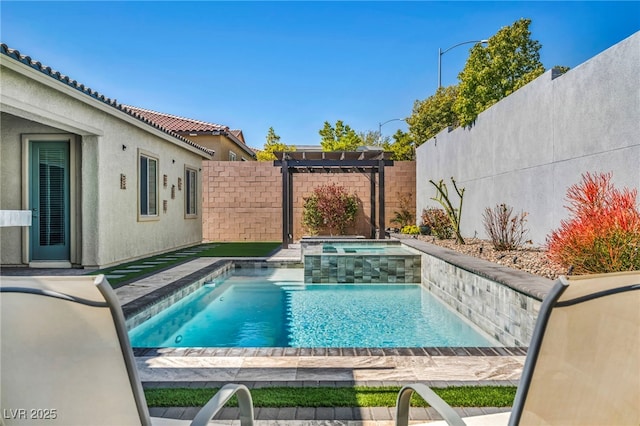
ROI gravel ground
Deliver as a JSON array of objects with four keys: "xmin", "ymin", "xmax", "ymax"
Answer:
[{"xmin": 416, "ymin": 235, "xmax": 568, "ymax": 280}]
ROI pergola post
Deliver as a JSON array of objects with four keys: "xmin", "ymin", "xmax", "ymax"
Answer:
[
  {"xmin": 370, "ymin": 169, "xmax": 376, "ymax": 239},
  {"xmin": 281, "ymin": 159, "xmax": 290, "ymax": 248},
  {"xmin": 378, "ymin": 159, "xmax": 385, "ymax": 239},
  {"xmin": 287, "ymin": 168, "xmax": 294, "ymax": 245}
]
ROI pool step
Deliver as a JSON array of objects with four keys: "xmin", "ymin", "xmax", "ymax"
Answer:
[{"xmin": 277, "ymin": 283, "xmax": 307, "ymax": 291}]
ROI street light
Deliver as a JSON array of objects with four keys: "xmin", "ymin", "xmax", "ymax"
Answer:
[
  {"xmin": 438, "ymin": 39, "xmax": 488, "ymax": 88},
  {"xmin": 378, "ymin": 118, "xmax": 405, "ymax": 144}
]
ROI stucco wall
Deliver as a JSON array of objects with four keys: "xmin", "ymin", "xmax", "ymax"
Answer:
[
  {"xmin": 185, "ymin": 134, "xmax": 255, "ymax": 161},
  {"xmin": 0, "ymin": 115, "xmax": 63, "ymax": 265},
  {"xmin": 416, "ymin": 32, "xmax": 640, "ymax": 246},
  {"xmin": 1, "ymin": 63, "xmax": 207, "ymax": 268},
  {"xmin": 202, "ymin": 161, "xmax": 416, "ymax": 242}
]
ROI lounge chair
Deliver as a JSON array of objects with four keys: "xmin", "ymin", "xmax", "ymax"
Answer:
[
  {"xmin": 0, "ymin": 275, "xmax": 254, "ymax": 426},
  {"xmin": 395, "ymin": 271, "xmax": 640, "ymax": 426}
]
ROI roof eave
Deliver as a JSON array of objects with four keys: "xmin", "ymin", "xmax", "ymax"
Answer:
[{"xmin": 1, "ymin": 44, "xmax": 213, "ymax": 159}]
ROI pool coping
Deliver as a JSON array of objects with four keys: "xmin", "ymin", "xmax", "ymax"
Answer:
[
  {"xmin": 133, "ymin": 346, "xmax": 527, "ymax": 357},
  {"xmin": 395, "ymin": 236, "xmax": 554, "ymax": 301}
]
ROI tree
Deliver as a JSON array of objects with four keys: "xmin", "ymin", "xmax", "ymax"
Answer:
[
  {"xmin": 383, "ymin": 129, "xmax": 415, "ymax": 161},
  {"xmin": 256, "ymin": 127, "xmax": 295, "ymax": 161},
  {"xmin": 407, "ymin": 85, "xmax": 459, "ymax": 146},
  {"xmin": 358, "ymin": 130, "xmax": 388, "ymax": 147},
  {"xmin": 454, "ymin": 18, "xmax": 545, "ymax": 127},
  {"xmin": 319, "ymin": 120, "xmax": 363, "ymax": 151},
  {"xmin": 552, "ymin": 65, "xmax": 570, "ymax": 75}
]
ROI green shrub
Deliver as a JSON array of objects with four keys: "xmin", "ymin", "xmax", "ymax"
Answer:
[
  {"xmin": 391, "ymin": 192, "xmax": 415, "ymax": 228},
  {"xmin": 547, "ymin": 172, "xmax": 640, "ymax": 274},
  {"xmin": 421, "ymin": 208, "xmax": 453, "ymax": 239}
]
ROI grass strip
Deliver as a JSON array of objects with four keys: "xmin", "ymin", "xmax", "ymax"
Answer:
[
  {"xmin": 144, "ymin": 386, "xmax": 516, "ymax": 408},
  {"xmin": 90, "ymin": 242, "xmax": 282, "ymax": 286},
  {"xmin": 195, "ymin": 242, "xmax": 281, "ymax": 257}
]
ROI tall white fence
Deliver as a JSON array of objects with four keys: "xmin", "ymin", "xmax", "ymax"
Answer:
[{"xmin": 416, "ymin": 32, "xmax": 640, "ymax": 246}]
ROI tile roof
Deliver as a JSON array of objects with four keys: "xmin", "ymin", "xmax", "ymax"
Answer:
[
  {"xmin": 123, "ymin": 105, "xmax": 256, "ymax": 158},
  {"xmin": 0, "ymin": 43, "xmax": 214, "ymax": 158},
  {"xmin": 229, "ymin": 129, "xmax": 245, "ymax": 143},
  {"xmin": 122, "ymin": 105, "xmax": 229, "ymax": 133}
]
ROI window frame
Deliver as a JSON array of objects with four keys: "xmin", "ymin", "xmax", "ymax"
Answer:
[
  {"xmin": 228, "ymin": 150, "xmax": 237, "ymax": 161},
  {"xmin": 138, "ymin": 149, "xmax": 160, "ymax": 221},
  {"xmin": 184, "ymin": 165, "xmax": 198, "ymax": 218}
]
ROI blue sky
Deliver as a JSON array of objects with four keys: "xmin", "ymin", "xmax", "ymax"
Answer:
[{"xmin": 2, "ymin": 2, "xmax": 638, "ymax": 149}]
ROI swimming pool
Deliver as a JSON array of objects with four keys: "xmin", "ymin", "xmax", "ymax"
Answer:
[{"xmin": 128, "ymin": 267, "xmax": 498, "ymax": 348}]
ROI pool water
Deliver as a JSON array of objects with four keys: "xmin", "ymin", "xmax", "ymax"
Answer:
[{"xmin": 128, "ymin": 268, "xmax": 497, "ymax": 348}]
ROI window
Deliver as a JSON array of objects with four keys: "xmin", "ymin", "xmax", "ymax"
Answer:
[
  {"xmin": 139, "ymin": 152, "xmax": 158, "ymax": 217},
  {"xmin": 185, "ymin": 167, "xmax": 197, "ymax": 217},
  {"xmin": 228, "ymin": 151, "xmax": 237, "ymax": 161}
]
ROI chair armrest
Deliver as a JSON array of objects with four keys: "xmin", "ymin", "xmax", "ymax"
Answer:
[
  {"xmin": 396, "ymin": 383, "xmax": 466, "ymax": 426},
  {"xmin": 190, "ymin": 383, "xmax": 254, "ymax": 426}
]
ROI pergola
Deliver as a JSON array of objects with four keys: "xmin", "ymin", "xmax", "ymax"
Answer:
[{"xmin": 274, "ymin": 150, "xmax": 394, "ymax": 248}]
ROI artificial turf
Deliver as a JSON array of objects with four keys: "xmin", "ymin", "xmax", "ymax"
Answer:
[
  {"xmin": 144, "ymin": 386, "xmax": 517, "ymax": 408},
  {"xmin": 91, "ymin": 242, "xmax": 281, "ymax": 286},
  {"xmin": 195, "ymin": 242, "xmax": 281, "ymax": 257}
]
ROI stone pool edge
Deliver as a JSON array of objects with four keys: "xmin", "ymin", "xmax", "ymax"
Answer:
[
  {"xmin": 396, "ymin": 236, "xmax": 554, "ymax": 346},
  {"xmin": 124, "ymin": 238, "xmax": 552, "ymax": 350}
]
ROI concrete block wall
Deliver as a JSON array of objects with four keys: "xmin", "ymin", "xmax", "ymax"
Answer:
[
  {"xmin": 416, "ymin": 32, "xmax": 640, "ymax": 246},
  {"xmin": 202, "ymin": 161, "xmax": 416, "ymax": 242}
]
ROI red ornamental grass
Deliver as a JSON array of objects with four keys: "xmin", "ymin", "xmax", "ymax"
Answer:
[{"xmin": 547, "ymin": 172, "xmax": 640, "ymax": 274}]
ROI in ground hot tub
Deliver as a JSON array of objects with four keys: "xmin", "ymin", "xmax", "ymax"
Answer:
[{"xmin": 301, "ymin": 238, "xmax": 421, "ymax": 284}]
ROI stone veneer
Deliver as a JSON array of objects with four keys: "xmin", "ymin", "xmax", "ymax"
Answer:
[
  {"xmin": 398, "ymin": 236, "xmax": 553, "ymax": 347},
  {"xmin": 302, "ymin": 239, "xmax": 421, "ymax": 284}
]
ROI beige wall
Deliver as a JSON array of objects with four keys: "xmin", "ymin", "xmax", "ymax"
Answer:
[
  {"xmin": 184, "ymin": 134, "xmax": 255, "ymax": 161},
  {"xmin": 202, "ymin": 161, "xmax": 416, "ymax": 242},
  {"xmin": 1, "ymin": 62, "xmax": 207, "ymax": 268}
]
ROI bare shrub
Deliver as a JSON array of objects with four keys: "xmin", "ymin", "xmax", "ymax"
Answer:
[{"xmin": 483, "ymin": 204, "xmax": 529, "ymax": 250}]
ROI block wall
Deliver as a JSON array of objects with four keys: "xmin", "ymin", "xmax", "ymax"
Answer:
[{"xmin": 202, "ymin": 161, "xmax": 416, "ymax": 242}]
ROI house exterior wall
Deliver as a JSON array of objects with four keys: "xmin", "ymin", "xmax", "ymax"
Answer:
[
  {"xmin": 184, "ymin": 134, "xmax": 255, "ymax": 161},
  {"xmin": 202, "ymin": 161, "xmax": 416, "ymax": 242},
  {"xmin": 1, "ymin": 62, "xmax": 207, "ymax": 268},
  {"xmin": 416, "ymin": 32, "xmax": 640, "ymax": 246}
]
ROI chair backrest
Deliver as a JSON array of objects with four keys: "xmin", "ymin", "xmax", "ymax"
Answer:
[
  {"xmin": 510, "ymin": 271, "xmax": 640, "ymax": 426},
  {"xmin": 0, "ymin": 275, "xmax": 151, "ymax": 426}
]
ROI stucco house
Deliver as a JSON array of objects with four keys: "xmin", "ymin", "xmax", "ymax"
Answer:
[
  {"xmin": 123, "ymin": 106, "xmax": 256, "ymax": 162},
  {"xmin": 0, "ymin": 44, "xmax": 214, "ymax": 269}
]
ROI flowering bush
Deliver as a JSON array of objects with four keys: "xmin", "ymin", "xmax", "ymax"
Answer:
[
  {"xmin": 401, "ymin": 225, "xmax": 420, "ymax": 235},
  {"xmin": 547, "ymin": 172, "xmax": 640, "ymax": 274},
  {"xmin": 421, "ymin": 208, "xmax": 453, "ymax": 240},
  {"xmin": 302, "ymin": 183, "xmax": 359, "ymax": 236}
]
